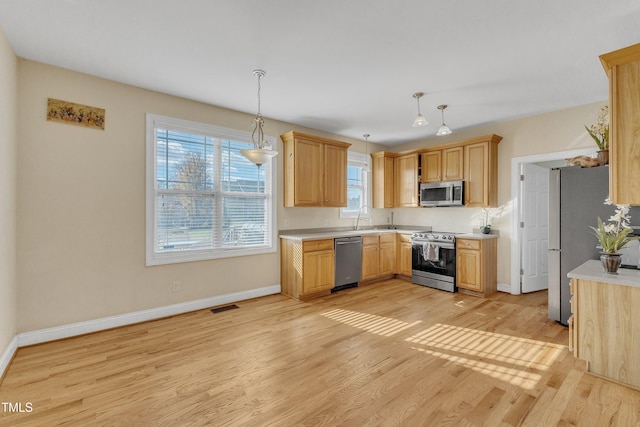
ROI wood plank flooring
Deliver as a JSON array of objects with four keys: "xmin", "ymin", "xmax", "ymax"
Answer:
[{"xmin": 1, "ymin": 279, "xmax": 639, "ymax": 426}]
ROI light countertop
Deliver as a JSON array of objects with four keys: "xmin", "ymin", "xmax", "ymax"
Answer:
[
  {"xmin": 457, "ymin": 233, "xmax": 499, "ymax": 240},
  {"xmin": 279, "ymin": 227, "xmax": 423, "ymax": 241},
  {"xmin": 279, "ymin": 228, "xmax": 499, "ymax": 242},
  {"xmin": 568, "ymin": 259, "xmax": 640, "ymax": 288}
]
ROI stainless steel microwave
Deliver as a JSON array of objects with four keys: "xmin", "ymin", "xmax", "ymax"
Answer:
[{"xmin": 419, "ymin": 180, "xmax": 464, "ymax": 207}]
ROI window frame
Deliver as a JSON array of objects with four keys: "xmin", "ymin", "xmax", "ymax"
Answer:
[
  {"xmin": 340, "ymin": 151, "xmax": 371, "ymax": 219},
  {"xmin": 145, "ymin": 113, "xmax": 277, "ymax": 266}
]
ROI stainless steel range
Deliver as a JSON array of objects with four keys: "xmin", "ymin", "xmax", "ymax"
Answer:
[{"xmin": 412, "ymin": 231, "xmax": 457, "ymax": 292}]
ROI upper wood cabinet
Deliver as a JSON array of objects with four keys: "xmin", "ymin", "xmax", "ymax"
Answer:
[
  {"xmin": 281, "ymin": 131, "xmax": 351, "ymax": 207},
  {"xmin": 421, "ymin": 151, "xmax": 441, "ymax": 183},
  {"xmin": 394, "ymin": 153, "xmax": 419, "ymax": 207},
  {"xmin": 600, "ymin": 43, "xmax": 640, "ymax": 205},
  {"xmin": 371, "ymin": 152, "xmax": 396, "ymax": 208},
  {"xmin": 370, "ymin": 134, "xmax": 501, "ymax": 208},
  {"xmin": 464, "ymin": 136, "xmax": 501, "ymax": 208},
  {"xmin": 421, "ymin": 147, "xmax": 463, "ymax": 183}
]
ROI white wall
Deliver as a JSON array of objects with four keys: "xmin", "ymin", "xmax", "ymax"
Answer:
[
  {"xmin": 0, "ymin": 27, "xmax": 18, "ymax": 360},
  {"xmin": 389, "ymin": 102, "xmax": 606, "ymax": 288}
]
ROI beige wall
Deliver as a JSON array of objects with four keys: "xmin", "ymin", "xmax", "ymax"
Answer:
[
  {"xmin": 16, "ymin": 60, "xmax": 375, "ymax": 332},
  {"xmin": 389, "ymin": 101, "xmax": 606, "ymax": 287},
  {"xmin": 16, "ymin": 58, "xmax": 605, "ymax": 332},
  {"xmin": 0, "ymin": 28, "xmax": 18, "ymax": 351}
]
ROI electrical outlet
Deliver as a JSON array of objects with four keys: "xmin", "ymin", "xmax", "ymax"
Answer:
[
  {"xmin": 323, "ymin": 219, "xmax": 329, "ymax": 226},
  {"xmin": 172, "ymin": 281, "xmax": 181, "ymax": 292},
  {"xmin": 284, "ymin": 219, "xmax": 290, "ymax": 228}
]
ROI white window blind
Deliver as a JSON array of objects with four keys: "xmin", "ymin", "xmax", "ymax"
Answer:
[{"xmin": 146, "ymin": 114, "xmax": 276, "ymax": 265}]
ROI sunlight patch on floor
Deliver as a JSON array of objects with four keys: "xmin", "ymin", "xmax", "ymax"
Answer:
[
  {"xmin": 321, "ymin": 309, "xmax": 422, "ymax": 337},
  {"xmin": 406, "ymin": 323, "xmax": 565, "ymax": 389}
]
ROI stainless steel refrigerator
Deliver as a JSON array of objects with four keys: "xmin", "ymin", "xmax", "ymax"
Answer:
[{"xmin": 548, "ymin": 166, "xmax": 611, "ymax": 325}]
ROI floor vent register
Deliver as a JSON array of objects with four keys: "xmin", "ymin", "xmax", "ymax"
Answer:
[{"xmin": 211, "ymin": 304, "xmax": 239, "ymax": 314}]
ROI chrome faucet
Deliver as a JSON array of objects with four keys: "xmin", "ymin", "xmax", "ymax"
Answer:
[
  {"xmin": 391, "ymin": 211, "xmax": 394, "ymax": 229},
  {"xmin": 355, "ymin": 206, "xmax": 369, "ymax": 230}
]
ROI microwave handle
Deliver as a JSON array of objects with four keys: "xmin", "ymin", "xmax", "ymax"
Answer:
[{"xmin": 447, "ymin": 185, "xmax": 453, "ymax": 202}]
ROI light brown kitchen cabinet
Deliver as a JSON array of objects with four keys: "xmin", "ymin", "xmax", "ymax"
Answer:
[
  {"xmin": 371, "ymin": 152, "xmax": 396, "ymax": 208},
  {"xmin": 396, "ymin": 233, "xmax": 413, "ymax": 277},
  {"xmin": 442, "ymin": 147, "xmax": 464, "ymax": 181},
  {"xmin": 422, "ymin": 147, "xmax": 463, "ymax": 183},
  {"xmin": 464, "ymin": 137, "xmax": 500, "ymax": 207},
  {"xmin": 600, "ymin": 43, "xmax": 640, "ymax": 205},
  {"xmin": 455, "ymin": 237, "xmax": 497, "ymax": 297},
  {"xmin": 379, "ymin": 234, "xmax": 396, "ymax": 277},
  {"xmin": 422, "ymin": 151, "xmax": 442, "ymax": 183},
  {"xmin": 361, "ymin": 235, "xmax": 381, "ymax": 281},
  {"xmin": 280, "ymin": 238, "xmax": 335, "ymax": 300},
  {"xmin": 394, "ymin": 153, "xmax": 419, "ymax": 207},
  {"xmin": 280, "ymin": 131, "xmax": 351, "ymax": 207},
  {"xmin": 570, "ymin": 276, "xmax": 640, "ymax": 389},
  {"xmin": 362, "ymin": 234, "xmax": 396, "ymax": 282}
]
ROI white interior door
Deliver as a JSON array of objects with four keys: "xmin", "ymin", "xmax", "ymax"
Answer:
[{"xmin": 520, "ymin": 163, "xmax": 550, "ymax": 293}]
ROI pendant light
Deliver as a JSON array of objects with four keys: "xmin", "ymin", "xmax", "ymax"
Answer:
[
  {"xmin": 240, "ymin": 69, "xmax": 278, "ymax": 168},
  {"xmin": 436, "ymin": 104, "xmax": 452, "ymax": 136},
  {"xmin": 363, "ymin": 133, "xmax": 371, "ymax": 172},
  {"xmin": 412, "ymin": 92, "xmax": 428, "ymax": 127}
]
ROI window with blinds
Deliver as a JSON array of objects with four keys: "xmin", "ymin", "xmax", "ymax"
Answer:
[{"xmin": 146, "ymin": 114, "xmax": 276, "ymax": 265}]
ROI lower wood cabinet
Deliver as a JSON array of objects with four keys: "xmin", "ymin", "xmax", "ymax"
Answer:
[
  {"xmin": 361, "ymin": 236, "xmax": 380, "ymax": 281},
  {"xmin": 379, "ymin": 234, "xmax": 396, "ymax": 276},
  {"xmin": 362, "ymin": 234, "xmax": 396, "ymax": 282},
  {"xmin": 281, "ymin": 233, "xmax": 413, "ymax": 301},
  {"xmin": 456, "ymin": 237, "xmax": 497, "ymax": 297},
  {"xmin": 281, "ymin": 238, "xmax": 334, "ymax": 300},
  {"xmin": 570, "ymin": 277, "xmax": 640, "ymax": 390},
  {"xmin": 396, "ymin": 233, "xmax": 413, "ymax": 278}
]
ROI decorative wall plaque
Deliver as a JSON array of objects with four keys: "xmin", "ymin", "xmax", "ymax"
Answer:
[{"xmin": 46, "ymin": 98, "xmax": 105, "ymax": 130}]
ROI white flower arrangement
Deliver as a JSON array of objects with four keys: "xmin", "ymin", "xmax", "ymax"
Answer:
[{"xmin": 590, "ymin": 198, "xmax": 638, "ymax": 253}]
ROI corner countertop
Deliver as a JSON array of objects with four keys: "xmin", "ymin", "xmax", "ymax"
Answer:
[
  {"xmin": 568, "ymin": 259, "xmax": 640, "ymax": 288},
  {"xmin": 279, "ymin": 227, "xmax": 427, "ymax": 241},
  {"xmin": 456, "ymin": 233, "xmax": 499, "ymax": 240}
]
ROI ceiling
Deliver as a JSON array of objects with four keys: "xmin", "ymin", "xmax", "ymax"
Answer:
[{"xmin": 1, "ymin": 0, "xmax": 639, "ymax": 145}]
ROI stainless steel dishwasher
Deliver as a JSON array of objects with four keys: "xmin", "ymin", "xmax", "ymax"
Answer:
[{"xmin": 333, "ymin": 236, "xmax": 362, "ymax": 292}]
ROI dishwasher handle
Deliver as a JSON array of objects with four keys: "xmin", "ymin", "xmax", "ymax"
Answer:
[{"xmin": 335, "ymin": 240, "xmax": 362, "ymax": 245}]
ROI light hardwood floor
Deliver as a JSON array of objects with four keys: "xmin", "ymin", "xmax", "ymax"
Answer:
[{"xmin": 1, "ymin": 279, "xmax": 639, "ymax": 426}]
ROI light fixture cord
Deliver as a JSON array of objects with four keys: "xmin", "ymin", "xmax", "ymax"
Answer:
[
  {"xmin": 252, "ymin": 72, "xmax": 265, "ymax": 149},
  {"xmin": 416, "ymin": 96, "xmax": 422, "ymax": 115}
]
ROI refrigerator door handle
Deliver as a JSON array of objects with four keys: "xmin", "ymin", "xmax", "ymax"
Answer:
[
  {"xmin": 548, "ymin": 248, "xmax": 561, "ymax": 321},
  {"xmin": 548, "ymin": 169, "xmax": 561, "ymax": 250}
]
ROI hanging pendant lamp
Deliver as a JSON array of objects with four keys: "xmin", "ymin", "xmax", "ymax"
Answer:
[
  {"xmin": 436, "ymin": 104, "xmax": 452, "ymax": 136},
  {"xmin": 240, "ymin": 69, "xmax": 278, "ymax": 167},
  {"xmin": 412, "ymin": 92, "xmax": 428, "ymax": 127}
]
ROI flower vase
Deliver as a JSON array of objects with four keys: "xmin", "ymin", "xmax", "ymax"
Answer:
[
  {"xmin": 600, "ymin": 253, "xmax": 621, "ymax": 274},
  {"xmin": 597, "ymin": 149, "xmax": 609, "ymax": 166},
  {"xmin": 480, "ymin": 226, "xmax": 491, "ymax": 235}
]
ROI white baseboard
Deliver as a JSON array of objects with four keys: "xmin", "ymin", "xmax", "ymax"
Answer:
[
  {"xmin": 17, "ymin": 284, "xmax": 281, "ymax": 347},
  {"xmin": 1, "ymin": 335, "xmax": 18, "ymax": 380},
  {"xmin": 497, "ymin": 283, "xmax": 513, "ymax": 294}
]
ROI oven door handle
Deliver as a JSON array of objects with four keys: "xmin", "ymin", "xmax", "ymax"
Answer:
[{"xmin": 413, "ymin": 242, "xmax": 455, "ymax": 250}]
